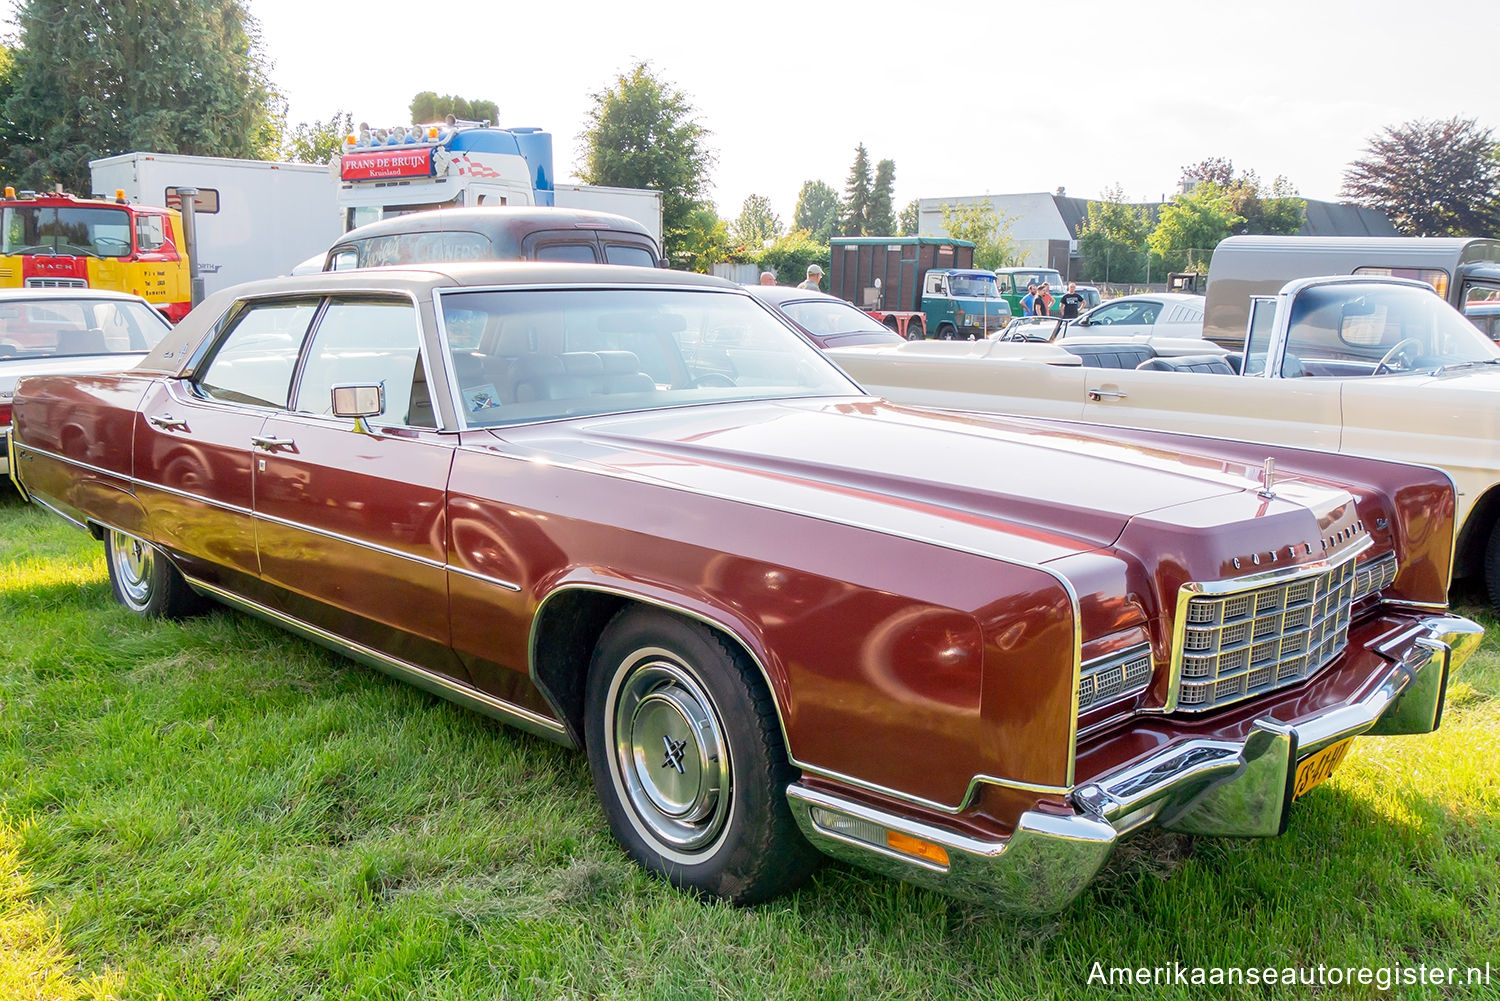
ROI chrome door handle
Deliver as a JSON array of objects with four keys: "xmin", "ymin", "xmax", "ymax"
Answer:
[
  {"xmin": 250, "ymin": 434, "xmax": 296, "ymax": 451},
  {"xmin": 147, "ymin": 413, "xmax": 190, "ymax": 431},
  {"xmin": 1087, "ymin": 389, "xmax": 1128, "ymax": 401}
]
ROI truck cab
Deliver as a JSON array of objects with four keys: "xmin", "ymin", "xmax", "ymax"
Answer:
[
  {"xmin": 994, "ymin": 267, "xmax": 1067, "ymax": 316},
  {"xmin": 921, "ymin": 268, "xmax": 1012, "ymax": 339}
]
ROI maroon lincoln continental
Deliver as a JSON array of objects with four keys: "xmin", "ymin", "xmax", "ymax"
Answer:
[{"xmin": 6, "ymin": 263, "xmax": 1481, "ymax": 913}]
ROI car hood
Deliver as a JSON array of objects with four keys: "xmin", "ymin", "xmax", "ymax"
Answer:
[{"xmin": 490, "ymin": 398, "xmax": 1338, "ymax": 566}]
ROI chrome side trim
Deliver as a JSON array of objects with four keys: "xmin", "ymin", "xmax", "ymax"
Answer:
[
  {"xmin": 29, "ymin": 492, "xmax": 90, "ymax": 532},
  {"xmin": 529, "ymin": 581, "xmax": 1077, "ymax": 815},
  {"xmin": 186, "ymin": 575, "xmax": 572, "ymax": 746},
  {"xmin": 446, "ymin": 562, "xmax": 523, "ymax": 592},
  {"xmin": 251, "ymin": 509, "xmax": 447, "ymax": 571}
]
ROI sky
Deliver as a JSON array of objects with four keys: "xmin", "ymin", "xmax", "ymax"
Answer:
[{"xmin": 6, "ymin": 0, "xmax": 1500, "ymax": 225}]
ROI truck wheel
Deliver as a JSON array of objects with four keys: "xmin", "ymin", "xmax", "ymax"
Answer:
[
  {"xmin": 583, "ymin": 606, "xmax": 821, "ymax": 904},
  {"xmin": 905, "ymin": 321, "xmax": 925, "ymax": 341},
  {"xmin": 104, "ymin": 529, "xmax": 205, "ymax": 618},
  {"xmin": 882, "ymin": 317, "xmax": 900, "ymax": 333},
  {"xmin": 937, "ymin": 323, "xmax": 957, "ymax": 340}
]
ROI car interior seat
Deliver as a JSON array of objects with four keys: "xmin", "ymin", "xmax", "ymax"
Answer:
[{"xmin": 1135, "ymin": 354, "xmax": 1237, "ymax": 375}]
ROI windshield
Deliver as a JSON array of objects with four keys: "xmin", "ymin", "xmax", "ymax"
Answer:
[
  {"xmin": 948, "ymin": 273, "xmax": 1001, "ymax": 298},
  {"xmin": 439, "ymin": 287, "xmax": 862, "ymax": 427},
  {"xmin": 1, "ymin": 206, "xmax": 134, "ymax": 258},
  {"xmin": 779, "ymin": 298, "xmax": 892, "ymax": 336},
  {"xmin": 0, "ymin": 298, "xmax": 171, "ymax": 358},
  {"xmin": 1007, "ymin": 270, "xmax": 1064, "ymax": 290},
  {"xmin": 1282, "ymin": 282, "xmax": 1500, "ymax": 377}
]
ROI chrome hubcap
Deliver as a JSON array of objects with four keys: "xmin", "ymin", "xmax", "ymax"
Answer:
[
  {"xmin": 610, "ymin": 650, "xmax": 731, "ymax": 855},
  {"xmin": 110, "ymin": 530, "xmax": 154, "ymax": 609}
]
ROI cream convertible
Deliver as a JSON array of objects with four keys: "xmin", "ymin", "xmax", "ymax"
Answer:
[{"xmin": 831, "ymin": 276, "xmax": 1500, "ymax": 607}]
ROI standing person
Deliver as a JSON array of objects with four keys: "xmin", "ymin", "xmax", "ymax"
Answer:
[
  {"xmin": 1059, "ymin": 281, "xmax": 1086, "ymax": 319},
  {"xmin": 1034, "ymin": 281, "xmax": 1055, "ymax": 316},
  {"xmin": 798, "ymin": 264, "xmax": 824, "ymax": 291},
  {"xmin": 759, "ymin": 271, "xmax": 777, "ymax": 285},
  {"xmin": 1020, "ymin": 282, "xmax": 1037, "ymax": 317}
]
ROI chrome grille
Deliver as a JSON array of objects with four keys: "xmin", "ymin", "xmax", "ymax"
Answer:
[
  {"xmin": 1352, "ymin": 552, "xmax": 1398, "ymax": 601},
  {"xmin": 1078, "ymin": 644, "xmax": 1153, "ymax": 712},
  {"xmin": 1174, "ymin": 556, "xmax": 1357, "ymax": 711},
  {"xmin": 24, "ymin": 277, "xmax": 87, "ymax": 288}
]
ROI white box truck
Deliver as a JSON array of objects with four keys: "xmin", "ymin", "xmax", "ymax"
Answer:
[
  {"xmin": 89, "ymin": 152, "xmax": 343, "ymax": 298},
  {"xmin": 553, "ymin": 183, "xmax": 663, "ymax": 247}
]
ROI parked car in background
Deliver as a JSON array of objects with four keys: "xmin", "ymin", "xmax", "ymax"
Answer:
[
  {"xmin": 320, "ymin": 206, "xmax": 664, "ymax": 272},
  {"xmin": 1, "ymin": 288, "xmax": 172, "ymax": 476},
  {"xmin": 831, "ymin": 274, "xmax": 1500, "ymax": 608},
  {"xmin": 1068, "ymin": 292, "xmax": 1206, "ymax": 339},
  {"xmin": 1467, "ymin": 301, "xmax": 1500, "ymax": 342},
  {"xmin": 9, "ymin": 263, "xmax": 1481, "ymax": 914},
  {"xmin": 743, "ymin": 285, "xmax": 904, "ymax": 349}
]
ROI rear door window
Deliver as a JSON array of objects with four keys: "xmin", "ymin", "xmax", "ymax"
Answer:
[{"xmin": 603, "ymin": 242, "xmax": 658, "ymax": 268}]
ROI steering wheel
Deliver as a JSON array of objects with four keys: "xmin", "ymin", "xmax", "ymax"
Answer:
[
  {"xmin": 689, "ymin": 373, "xmax": 737, "ymax": 388},
  {"xmin": 1373, "ymin": 337, "xmax": 1424, "ymax": 375}
]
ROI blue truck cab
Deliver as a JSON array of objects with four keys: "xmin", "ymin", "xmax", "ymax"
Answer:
[{"xmin": 921, "ymin": 268, "xmax": 1012, "ymax": 339}]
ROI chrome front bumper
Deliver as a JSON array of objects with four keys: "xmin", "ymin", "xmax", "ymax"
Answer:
[{"xmin": 787, "ymin": 614, "xmax": 1482, "ymax": 915}]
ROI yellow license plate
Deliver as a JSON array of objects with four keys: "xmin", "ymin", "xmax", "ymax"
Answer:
[{"xmin": 1293, "ymin": 738, "xmax": 1353, "ymax": 799}]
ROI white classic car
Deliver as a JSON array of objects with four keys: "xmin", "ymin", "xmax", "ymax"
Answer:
[
  {"xmin": 1, "ymin": 288, "xmax": 173, "ymax": 476},
  {"xmin": 830, "ymin": 275, "xmax": 1500, "ymax": 607}
]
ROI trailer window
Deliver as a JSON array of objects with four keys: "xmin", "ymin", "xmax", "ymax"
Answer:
[{"xmin": 1354, "ymin": 266, "xmax": 1449, "ymax": 297}]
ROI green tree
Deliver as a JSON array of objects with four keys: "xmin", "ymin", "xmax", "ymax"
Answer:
[
  {"xmin": 3, "ymin": 0, "xmax": 277, "ymax": 193},
  {"xmin": 1077, "ymin": 184, "xmax": 1151, "ymax": 283},
  {"xmin": 578, "ymin": 62, "xmax": 717, "ymax": 271},
  {"xmin": 939, "ymin": 201, "xmax": 1019, "ymax": 271},
  {"xmin": 898, "ymin": 199, "xmax": 919, "ymax": 236},
  {"xmin": 280, "ymin": 111, "xmax": 353, "ymax": 164},
  {"xmin": 793, "ymin": 180, "xmax": 841, "ymax": 242},
  {"xmin": 0, "ymin": 45, "xmax": 14, "ymax": 170},
  {"xmin": 409, "ymin": 93, "xmax": 499, "ymax": 124},
  {"xmin": 756, "ymin": 229, "xmax": 830, "ymax": 287},
  {"xmin": 730, "ymin": 193, "xmax": 782, "ymax": 246},
  {"xmin": 841, "ymin": 144, "xmax": 872, "ymax": 236},
  {"xmin": 1342, "ymin": 116, "xmax": 1500, "ymax": 236},
  {"xmin": 867, "ymin": 159, "xmax": 896, "ymax": 236},
  {"xmin": 1180, "ymin": 158, "xmax": 1305, "ymax": 236},
  {"xmin": 671, "ymin": 202, "xmax": 730, "ymax": 274},
  {"xmin": 1148, "ymin": 181, "xmax": 1244, "ymax": 273}
]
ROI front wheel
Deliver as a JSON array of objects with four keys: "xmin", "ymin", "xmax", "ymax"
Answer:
[
  {"xmin": 584, "ymin": 607, "xmax": 820, "ymax": 903},
  {"xmin": 104, "ymin": 529, "xmax": 205, "ymax": 618},
  {"xmin": 936, "ymin": 323, "xmax": 957, "ymax": 340}
]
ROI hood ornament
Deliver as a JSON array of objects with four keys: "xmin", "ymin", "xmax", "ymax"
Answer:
[{"xmin": 1258, "ymin": 457, "xmax": 1277, "ymax": 500}]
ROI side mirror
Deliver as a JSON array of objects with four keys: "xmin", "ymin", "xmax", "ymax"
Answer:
[{"xmin": 331, "ymin": 382, "xmax": 384, "ymax": 434}]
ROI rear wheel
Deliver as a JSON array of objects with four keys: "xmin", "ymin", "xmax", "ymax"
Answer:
[
  {"xmin": 104, "ymin": 529, "xmax": 205, "ymax": 618},
  {"xmin": 584, "ymin": 606, "xmax": 820, "ymax": 903},
  {"xmin": 905, "ymin": 320, "xmax": 925, "ymax": 341}
]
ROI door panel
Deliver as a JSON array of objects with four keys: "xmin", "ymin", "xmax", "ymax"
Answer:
[
  {"xmin": 132, "ymin": 380, "xmax": 266, "ymax": 591},
  {"xmin": 1080, "ymin": 370, "xmax": 1344, "ymax": 451},
  {"xmin": 252, "ymin": 415, "xmax": 461, "ymax": 678}
]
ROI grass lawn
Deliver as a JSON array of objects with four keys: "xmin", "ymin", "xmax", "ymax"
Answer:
[{"xmin": 1, "ymin": 488, "xmax": 1497, "ymax": 1000}]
